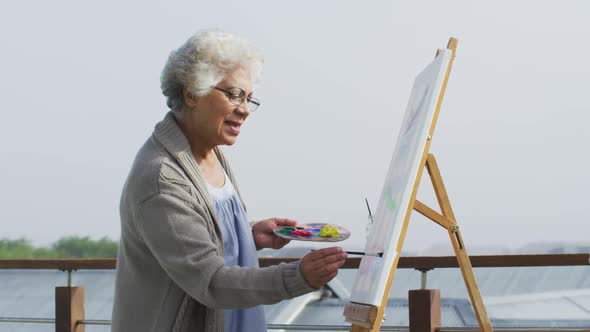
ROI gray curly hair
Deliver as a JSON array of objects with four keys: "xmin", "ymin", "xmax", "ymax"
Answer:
[{"xmin": 160, "ymin": 29, "xmax": 264, "ymax": 113}]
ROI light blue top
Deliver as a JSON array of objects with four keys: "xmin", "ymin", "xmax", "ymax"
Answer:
[{"xmin": 207, "ymin": 171, "xmax": 267, "ymax": 332}]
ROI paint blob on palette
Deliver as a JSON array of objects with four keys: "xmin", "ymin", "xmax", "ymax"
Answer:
[{"xmin": 274, "ymin": 223, "xmax": 351, "ymax": 242}]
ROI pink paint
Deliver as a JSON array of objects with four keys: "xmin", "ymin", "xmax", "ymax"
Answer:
[{"xmin": 291, "ymin": 230, "xmax": 312, "ymax": 237}]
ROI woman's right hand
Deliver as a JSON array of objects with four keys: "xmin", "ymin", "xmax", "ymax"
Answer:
[{"xmin": 300, "ymin": 247, "xmax": 347, "ymax": 289}]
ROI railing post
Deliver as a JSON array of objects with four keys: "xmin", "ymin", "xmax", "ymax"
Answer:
[
  {"xmin": 408, "ymin": 288, "xmax": 441, "ymax": 332},
  {"xmin": 55, "ymin": 270, "xmax": 85, "ymax": 332}
]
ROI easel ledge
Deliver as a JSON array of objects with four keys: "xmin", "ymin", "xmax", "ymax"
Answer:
[{"xmin": 344, "ymin": 302, "xmax": 379, "ymax": 330}]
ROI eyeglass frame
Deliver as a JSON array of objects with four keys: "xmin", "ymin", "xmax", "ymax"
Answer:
[{"xmin": 212, "ymin": 86, "xmax": 261, "ymax": 112}]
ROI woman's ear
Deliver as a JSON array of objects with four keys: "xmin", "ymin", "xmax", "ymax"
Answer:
[{"xmin": 183, "ymin": 87, "xmax": 199, "ymax": 108}]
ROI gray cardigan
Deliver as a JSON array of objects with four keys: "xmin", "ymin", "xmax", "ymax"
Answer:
[{"xmin": 111, "ymin": 112, "xmax": 314, "ymax": 332}]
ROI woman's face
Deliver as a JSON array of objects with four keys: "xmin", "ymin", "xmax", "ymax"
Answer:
[{"xmin": 184, "ymin": 67, "xmax": 253, "ymax": 147}]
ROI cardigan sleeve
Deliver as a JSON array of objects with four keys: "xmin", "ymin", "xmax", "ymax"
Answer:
[{"xmin": 134, "ymin": 185, "xmax": 314, "ymax": 309}]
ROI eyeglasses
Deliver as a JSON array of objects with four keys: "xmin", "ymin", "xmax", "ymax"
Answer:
[{"xmin": 212, "ymin": 86, "xmax": 261, "ymax": 112}]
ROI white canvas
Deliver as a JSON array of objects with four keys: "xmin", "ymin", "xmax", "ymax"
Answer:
[{"xmin": 350, "ymin": 50, "xmax": 452, "ymax": 305}]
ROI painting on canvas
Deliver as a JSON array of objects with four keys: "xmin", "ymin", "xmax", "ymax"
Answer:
[{"xmin": 350, "ymin": 49, "xmax": 452, "ymax": 305}]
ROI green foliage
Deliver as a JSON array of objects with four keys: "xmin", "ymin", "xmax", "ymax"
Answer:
[
  {"xmin": 0, "ymin": 236, "xmax": 118, "ymax": 259},
  {"xmin": 0, "ymin": 238, "xmax": 35, "ymax": 258},
  {"xmin": 53, "ymin": 236, "xmax": 118, "ymax": 258}
]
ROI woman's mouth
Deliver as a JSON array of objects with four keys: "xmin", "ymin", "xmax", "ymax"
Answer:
[{"xmin": 225, "ymin": 120, "xmax": 242, "ymax": 135}]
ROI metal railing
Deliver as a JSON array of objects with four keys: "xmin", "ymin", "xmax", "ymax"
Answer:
[
  {"xmin": 0, "ymin": 317, "xmax": 55, "ymax": 324},
  {"xmin": 1, "ymin": 318, "xmax": 588, "ymax": 331}
]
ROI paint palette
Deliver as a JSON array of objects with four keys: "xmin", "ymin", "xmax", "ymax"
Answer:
[{"xmin": 274, "ymin": 223, "xmax": 351, "ymax": 242}]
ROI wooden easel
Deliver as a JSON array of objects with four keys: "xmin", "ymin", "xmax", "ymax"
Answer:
[{"xmin": 344, "ymin": 38, "xmax": 493, "ymax": 332}]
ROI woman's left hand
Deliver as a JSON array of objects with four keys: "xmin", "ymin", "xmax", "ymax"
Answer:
[{"xmin": 252, "ymin": 218, "xmax": 297, "ymax": 250}]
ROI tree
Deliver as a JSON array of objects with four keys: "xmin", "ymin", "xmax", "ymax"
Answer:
[
  {"xmin": 0, "ymin": 237, "xmax": 119, "ymax": 258},
  {"xmin": 0, "ymin": 238, "xmax": 35, "ymax": 258},
  {"xmin": 53, "ymin": 236, "xmax": 118, "ymax": 258}
]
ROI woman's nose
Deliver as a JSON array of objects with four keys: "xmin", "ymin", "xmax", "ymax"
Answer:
[{"xmin": 236, "ymin": 101, "xmax": 251, "ymax": 116}]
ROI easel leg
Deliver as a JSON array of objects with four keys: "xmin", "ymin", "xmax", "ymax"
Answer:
[
  {"xmin": 448, "ymin": 227, "xmax": 493, "ymax": 331},
  {"xmin": 426, "ymin": 154, "xmax": 493, "ymax": 332}
]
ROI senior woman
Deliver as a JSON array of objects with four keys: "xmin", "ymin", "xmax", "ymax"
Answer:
[{"xmin": 111, "ymin": 30, "xmax": 347, "ymax": 332}]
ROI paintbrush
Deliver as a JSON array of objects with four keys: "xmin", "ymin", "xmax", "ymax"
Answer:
[{"xmin": 311, "ymin": 249, "xmax": 383, "ymax": 257}]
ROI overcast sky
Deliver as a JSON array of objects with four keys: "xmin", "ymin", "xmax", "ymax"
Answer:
[{"xmin": 1, "ymin": 1, "xmax": 588, "ymax": 253}]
